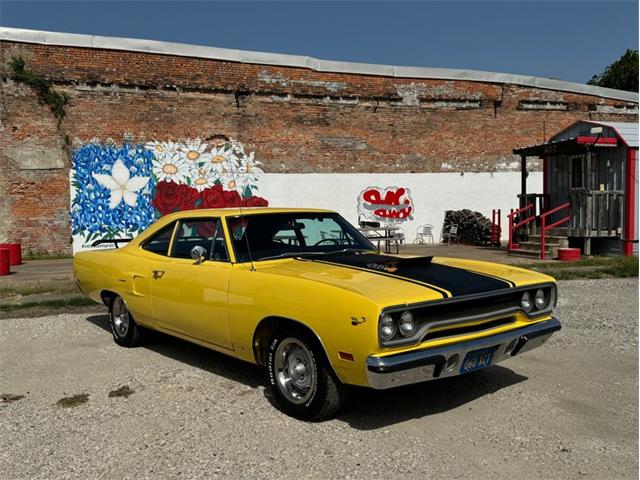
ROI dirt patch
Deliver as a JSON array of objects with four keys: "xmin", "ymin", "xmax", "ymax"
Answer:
[
  {"xmin": 108, "ymin": 385, "xmax": 135, "ymax": 398},
  {"xmin": 56, "ymin": 393, "xmax": 89, "ymax": 408},
  {"xmin": 1, "ymin": 393, "xmax": 25, "ymax": 403}
]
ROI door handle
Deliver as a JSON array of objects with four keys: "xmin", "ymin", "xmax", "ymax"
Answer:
[{"xmin": 152, "ymin": 270, "xmax": 165, "ymax": 279}]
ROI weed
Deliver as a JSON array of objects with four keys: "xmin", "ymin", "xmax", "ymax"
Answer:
[
  {"xmin": 0, "ymin": 283, "xmax": 76, "ymax": 298},
  {"xmin": 8, "ymin": 56, "xmax": 69, "ymax": 122},
  {"xmin": 0, "ymin": 297, "xmax": 98, "ymax": 312},
  {"xmin": 56, "ymin": 393, "xmax": 89, "ymax": 408},
  {"xmin": 518, "ymin": 255, "xmax": 638, "ymax": 280},
  {"xmin": 108, "ymin": 386, "xmax": 135, "ymax": 398},
  {"xmin": 22, "ymin": 252, "xmax": 73, "ymax": 260}
]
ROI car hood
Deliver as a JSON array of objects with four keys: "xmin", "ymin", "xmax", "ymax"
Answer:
[{"xmin": 254, "ymin": 252, "xmax": 553, "ymax": 307}]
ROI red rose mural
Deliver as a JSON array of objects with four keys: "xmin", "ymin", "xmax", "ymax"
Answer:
[
  {"xmin": 200, "ymin": 184, "xmax": 226, "ymax": 209},
  {"xmin": 178, "ymin": 184, "xmax": 200, "ymax": 211},
  {"xmin": 152, "ymin": 181, "xmax": 182, "ymax": 215},
  {"xmin": 222, "ymin": 189, "xmax": 242, "ymax": 207},
  {"xmin": 241, "ymin": 196, "xmax": 269, "ymax": 207}
]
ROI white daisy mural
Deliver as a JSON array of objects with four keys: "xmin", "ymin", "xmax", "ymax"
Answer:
[
  {"xmin": 190, "ymin": 165, "xmax": 217, "ymax": 192},
  {"xmin": 152, "ymin": 153, "xmax": 190, "ymax": 184},
  {"xmin": 144, "ymin": 140, "xmax": 178, "ymax": 157},
  {"xmin": 204, "ymin": 145, "xmax": 235, "ymax": 176},
  {"xmin": 239, "ymin": 151, "xmax": 264, "ymax": 185},
  {"xmin": 180, "ymin": 138, "xmax": 208, "ymax": 162}
]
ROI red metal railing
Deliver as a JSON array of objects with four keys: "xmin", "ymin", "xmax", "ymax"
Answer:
[
  {"xmin": 491, "ymin": 209, "xmax": 502, "ymax": 247},
  {"xmin": 508, "ymin": 204, "xmax": 535, "ymax": 251},
  {"xmin": 539, "ymin": 202, "xmax": 571, "ymax": 260}
]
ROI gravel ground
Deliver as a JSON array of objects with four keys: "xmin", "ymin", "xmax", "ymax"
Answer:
[{"xmin": 1, "ymin": 278, "xmax": 637, "ymax": 479}]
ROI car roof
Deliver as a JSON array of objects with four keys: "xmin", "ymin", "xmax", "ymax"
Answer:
[{"xmin": 160, "ymin": 207, "xmax": 335, "ymax": 220}]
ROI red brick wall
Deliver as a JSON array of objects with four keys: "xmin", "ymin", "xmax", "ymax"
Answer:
[{"xmin": 1, "ymin": 41, "xmax": 637, "ymax": 254}]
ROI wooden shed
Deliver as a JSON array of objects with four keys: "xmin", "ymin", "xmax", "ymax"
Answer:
[{"xmin": 512, "ymin": 120, "xmax": 638, "ymax": 258}]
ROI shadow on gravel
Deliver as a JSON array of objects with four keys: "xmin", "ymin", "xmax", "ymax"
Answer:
[
  {"xmin": 86, "ymin": 313, "xmax": 526, "ymax": 428},
  {"xmin": 85, "ymin": 314, "xmax": 264, "ymax": 389},
  {"xmin": 337, "ymin": 366, "xmax": 527, "ymax": 430}
]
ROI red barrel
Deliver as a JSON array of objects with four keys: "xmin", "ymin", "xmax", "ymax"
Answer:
[
  {"xmin": 0, "ymin": 248, "xmax": 10, "ymax": 276},
  {"xmin": 557, "ymin": 248, "xmax": 581, "ymax": 262},
  {"xmin": 0, "ymin": 243, "xmax": 21, "ymax": 265}
]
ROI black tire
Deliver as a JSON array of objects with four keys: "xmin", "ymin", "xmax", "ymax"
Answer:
[
  {"xmin": 108, "ymin": 295, "xmax": 143, "ymax": 348},
  {"xmin": 266, "ymin": 328, "xmax": 349, "ymax": 420}
]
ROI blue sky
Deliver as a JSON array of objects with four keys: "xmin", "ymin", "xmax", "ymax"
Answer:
[{"xmin": 0, "ymin": 1, "xmax": 637, "ymax": 83}]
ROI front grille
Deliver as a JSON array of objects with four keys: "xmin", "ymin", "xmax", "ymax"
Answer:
[
  {"xmin": 421, "ymin": 316, "xmax": 515, "ymax": 342},
  {"xmin": 380, "ymin": 283, "xmax": 556, "ymax": 347},
  {"xmin": 413, "ymin": 290, "xmax": 523, "ymax": 323}
]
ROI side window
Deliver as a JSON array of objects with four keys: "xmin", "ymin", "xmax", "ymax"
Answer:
[
  {"xmin": 141, "ymin": 222, "xmax": 175, "ymax": 256},
  {"xmin": 170, "ymin": 218, "xmax": 229, "ymax": 262}
]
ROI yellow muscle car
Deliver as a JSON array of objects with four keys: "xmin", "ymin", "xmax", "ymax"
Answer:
[{"xmin": 73, "ymin": 208, "xmax": 561, "ymax": 420}]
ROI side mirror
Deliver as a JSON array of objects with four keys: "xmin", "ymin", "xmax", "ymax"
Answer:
[{"xmin": 190, "ymin": 245, "xmax": 207, "ymax": 264}]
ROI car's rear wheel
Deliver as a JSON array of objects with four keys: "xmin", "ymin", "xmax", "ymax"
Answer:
[
  {"xmin": 108, "ymin": 295, "xmax": 142, "ymax": 347},
  {"xmin": 266, "ymin": 329, "xmax": 348, "ymax": 420}
]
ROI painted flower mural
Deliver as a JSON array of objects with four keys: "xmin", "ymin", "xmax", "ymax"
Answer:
[
  {"xmin": 71, "ymin": 137, "xmax": 268, "ymax": 252},
  {"xmin": 92, "ymin": 159, "xmax": 150, "ymax": 209}
]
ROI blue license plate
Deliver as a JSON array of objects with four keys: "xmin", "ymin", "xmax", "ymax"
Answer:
[{"xmin": 460, "ymin": 347, "xmax": 496, "ymax": 374}]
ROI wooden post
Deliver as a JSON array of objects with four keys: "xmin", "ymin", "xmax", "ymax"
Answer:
[
  {"xmin": 586, "ymin": 148, "xmax": 592, "ymax": 190},
  {"xmin": 508, "ymin": 209, "xmax": 514, "ymax": 250},
  {"xmin": 520, "ymin": 154, "xmax": 527, "ymax": 209}
]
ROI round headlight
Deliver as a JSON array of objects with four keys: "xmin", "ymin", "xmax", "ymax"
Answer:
[
  {"xmin": 534, "ymin": 289, "xmax": 546, "ymax": 310},
  {"xmin": 379, "ymin": 313, "xmax": 396, "ymax": 341},
  {"xmin": 521, "ymin": 292, "xmax": 533, "ymax": 312},
  {"xmin": 398, "ymin": 311, "xmax": 416, "ymax": 337}
]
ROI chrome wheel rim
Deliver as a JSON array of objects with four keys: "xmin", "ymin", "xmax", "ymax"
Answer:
[
  {"xmin": 111, "ymin": 297, "xmax": 130, "ymax": 337},
  {"xmin": 274, "ymin": 338, "xmax": 316, "ymax": 405}
]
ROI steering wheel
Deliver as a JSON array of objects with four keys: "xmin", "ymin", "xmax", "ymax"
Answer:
[{"xmin": 313, "ymin": 238, "xmax": 341, "ymax": 246}]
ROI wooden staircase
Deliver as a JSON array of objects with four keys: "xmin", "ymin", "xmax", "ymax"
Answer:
[
  {"xmin": 508, "ymin": 202, "xmax": 572, "ymax": 260},
  {"xmin": 509, "ymin": 229, "xmax": 569, "ymax": 259}
]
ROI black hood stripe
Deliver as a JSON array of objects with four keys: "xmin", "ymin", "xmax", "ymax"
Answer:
[
  {"xmin": 314, "ymin": 259, "xmax": 451, "ymax": 298},
  {"xmin": 311, "ymin": 253, "xmax": 513, "ymax": 297},
  {"xmin": 458, "ymin": 268, "xmax": 517, "ymax": 288}
]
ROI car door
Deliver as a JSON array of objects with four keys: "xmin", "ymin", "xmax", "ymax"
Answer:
[
  {"xmin": 150, "ymin": 217, "xmax": 233, "ymax": 350},
  {"xmin": 127, "ymin": 221, "xmax": 178, "ymax": 327}
]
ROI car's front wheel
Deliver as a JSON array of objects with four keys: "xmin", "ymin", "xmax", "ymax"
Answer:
[
  {"xmin": 266, "ymin": 329, "xmax": 348, "ymax": 420},
  {"xmin": 108, "ymin": 295, "xmax": 143, "ymax": 347}
]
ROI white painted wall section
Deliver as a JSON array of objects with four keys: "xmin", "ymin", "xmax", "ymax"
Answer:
[{"xmin": 258, "ymin": 172, "xmax": 543, "ymax": 242}]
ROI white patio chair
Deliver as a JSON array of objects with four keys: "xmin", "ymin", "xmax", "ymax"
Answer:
[
  {"xmin": 414, "ymin": 224, "xmax": 434, "ymax": 244},
  {"xmin": 442, "ymin": 224, "xmax": 459, "ymax": 245}
]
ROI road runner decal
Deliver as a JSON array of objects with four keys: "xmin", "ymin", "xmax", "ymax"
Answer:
[{"xmin": 314, "ymin": 253, "xmax": 513, "ymax": 297}]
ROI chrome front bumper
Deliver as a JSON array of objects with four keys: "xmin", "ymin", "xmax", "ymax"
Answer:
[{"xmin": 366, "ymin": 317, "xmax": 561, "ymax": 389}]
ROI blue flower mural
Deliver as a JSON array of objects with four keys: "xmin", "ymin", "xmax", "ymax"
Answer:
[{"xmin": 71, "ymin": 143, "xmax": 157, "ymax": 244}]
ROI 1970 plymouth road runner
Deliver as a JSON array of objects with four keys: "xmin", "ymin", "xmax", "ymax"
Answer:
[{"xmin": 74, "ymin": 208, "xmax": 561, "ymax": 420}]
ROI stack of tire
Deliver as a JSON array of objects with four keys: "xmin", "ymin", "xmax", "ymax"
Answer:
[{"xmin": 442, "ymin": 209, "xmax": 495, "ymax": 245}]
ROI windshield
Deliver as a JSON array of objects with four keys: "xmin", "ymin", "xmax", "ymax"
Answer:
[{"xmin": 226, "ymin": 212, "xmax": 375, "ymax": 262}]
